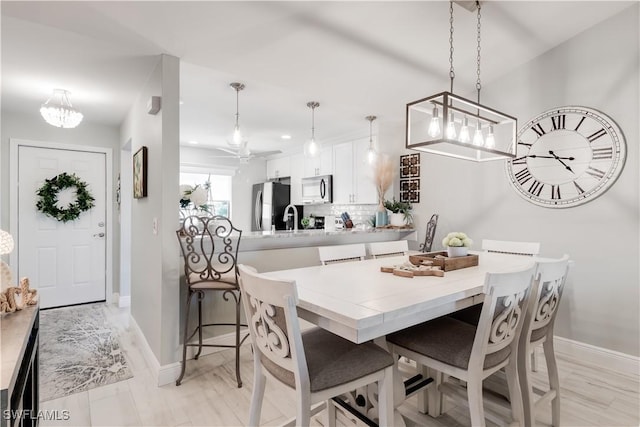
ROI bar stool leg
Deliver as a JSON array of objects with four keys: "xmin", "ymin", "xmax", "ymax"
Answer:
[
  {"xmin": 176, "ymin": 288, "xmax": 195, "ymax": 386},
  {"xmin": 234, "ymin": 291, "xmax": 242, "ymax": 388},
  {"xmin": 194, "ymin": 290, "xmax": 204, "ymax": 360}
]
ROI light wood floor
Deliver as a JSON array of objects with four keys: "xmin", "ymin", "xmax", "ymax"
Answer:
[{"xmin": 40, "ymin": 303, "xmax": 639, "ymax": 427}]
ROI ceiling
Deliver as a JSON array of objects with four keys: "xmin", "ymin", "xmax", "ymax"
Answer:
[{"xmin": 2, "ymin": 1, "xmax": 634, "ymax": 156}]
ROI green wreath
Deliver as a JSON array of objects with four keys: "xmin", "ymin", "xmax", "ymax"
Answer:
[{"xmin": 36, "ymin": 172, "xmax": 95, "ymax": 223}]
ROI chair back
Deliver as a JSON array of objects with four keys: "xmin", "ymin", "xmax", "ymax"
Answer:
[
  {"xmin": 482, "ymin": 239, "xmax": 540, "ymax": 256},
  {"xmin": 237, "ymin": 264, "xmax": 308, "ymax": 391},
  {"xmin": 470, "ymin": 265, "xmax": 536, "ymax": 371},
  {"xmin": 526, "ymin": 255, "xmax": 571, "ymax": 343},
  {"xmin": 369, "ymin": 240, "xmax": 409, "ymax": 259},
  {"xmin": 420, "ymin": 214, "xmax": 439, "ymax": 252},
  {"xmin": 318, "ymin": 243, "xmax": 366, "ymax": 265},
  {"xmin": 176, "ymin": 215, "xmax": 242, "ymax": 286}
]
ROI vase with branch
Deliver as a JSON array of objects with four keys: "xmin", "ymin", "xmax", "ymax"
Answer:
[{"xmin": 372, "ymin": 154, "xmax": 395, "ymax": 227}]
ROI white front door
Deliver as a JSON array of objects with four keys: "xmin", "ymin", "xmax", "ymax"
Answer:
[{"xmin": 18, "ymin": 146, "xmax": 107, "ymax": 308}]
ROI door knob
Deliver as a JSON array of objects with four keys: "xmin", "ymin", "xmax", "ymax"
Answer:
[{"xmin": 93, "ymin": 232, "xmax": 105, "ymax": 238}]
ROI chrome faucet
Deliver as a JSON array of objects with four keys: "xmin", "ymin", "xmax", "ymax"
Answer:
[{"xmin": 283, "ymin": 204, "xmax": 298, "ymax": 231}]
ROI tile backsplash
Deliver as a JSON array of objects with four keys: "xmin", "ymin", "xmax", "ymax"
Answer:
[{"xmin": 303, "ymin": 204, "xmax": 378, "ymax": 226}]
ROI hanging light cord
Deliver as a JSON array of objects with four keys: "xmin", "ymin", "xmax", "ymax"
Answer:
[
  {"xmin": 476, "ymin": 1, "xmax": 482, "ymax": 103},
  {"xmin": 235, "ymin": 87, "xmax": 240, "ymax": 128},
  {"xmin": 311, "ymin": 105, "xmax": 316, "ymax": 140},
  {"xmin": 449, "ymin": 0, "xmax": 455, "ymax": 93}
]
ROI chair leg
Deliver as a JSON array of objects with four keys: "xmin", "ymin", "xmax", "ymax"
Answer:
[
  {"xmin": 531, "ymin": 350, "xmax": 538, "ymax": 372},
  {"xmin": 519, "ymin": 342, "xmax": 535, "ymax": 427},
  {"xmin": 506, "ymin": 358, "xmax": 524, "ymax": 427},
  {"xmin": 466, "ymin": 377, "xmax": 486, "ymax": 427},
  {"xmin": 234, "ymin": 292, "xmax": 243, "ymax": 388},
  {"xmin": 326, "ymin": 399, "xmax": 337, "ymax": 427},
  {"xmin": 176, "ymin": 289, "xmax": 195, "ymax": 386},
  {"xmin": 249, "ymin": 355, "xmax": 266, "ymax": 427},
  {"xmin": 543, "ymin": 338, "xmax": 561, "ymax": 427},
  {"xmin": 378, "ymin": 366, "xmax": 394, "ymax": 427},
  {"xmin": 194, "ymin": 290, "xmax": 204, "ymax": 360},
  {"xmin": 296, "ymin": 391, "xmax": 311, "ymax": 427},
  {"xmin": 427, "ymin": 369, "xmax": 443, "ymax": 417}
]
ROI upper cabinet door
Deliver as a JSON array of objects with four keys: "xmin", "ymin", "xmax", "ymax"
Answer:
[
  {"xmin": 332, "ymin": 142, "xmax": 353, "ymax": 204},
  {"xmin": 290, "ymin": 153, "xmax": 304, "ymax": 205},
  {"xmin": 303, "ymin": 145, "xmax": 333, "ymax": 177},
  {"xmin": 266, "ymin": 156, "xmax": 291, "ymax": 180}
]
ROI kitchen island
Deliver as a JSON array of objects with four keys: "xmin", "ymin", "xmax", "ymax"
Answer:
[{"xmin": 236, "ymin": 227, "xmax": 416, "ymax": 272}]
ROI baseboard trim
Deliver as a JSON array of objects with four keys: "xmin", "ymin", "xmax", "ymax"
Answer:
[
  {"xmin": 129, "ymin": 315, "xmax": 244, "ymax": 387},
  {"xmin": 554, "ymin": 336, "xmax": 639, "ymax": 376},
  {"xmin": 118, "ymin": 295, "xmax": 131, "ymax": 308}
]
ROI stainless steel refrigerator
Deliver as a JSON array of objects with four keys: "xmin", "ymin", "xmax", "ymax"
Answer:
[{"xmin": 251, "ymin": 182, "xmax": 290, "ymax": 231}]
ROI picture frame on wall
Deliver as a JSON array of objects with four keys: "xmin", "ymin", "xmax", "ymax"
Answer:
[{"xmin": 133, "ymin": 146, "xmax": 148, "ymax": 199}]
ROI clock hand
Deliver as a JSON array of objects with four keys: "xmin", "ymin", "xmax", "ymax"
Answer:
[
  {"xmin": 549, "ymin": 150, "xmax": 574, "ymax": 173},
  {"xmin": 527, "ymin": 154, "xmax": 575, "ymax": 160}
]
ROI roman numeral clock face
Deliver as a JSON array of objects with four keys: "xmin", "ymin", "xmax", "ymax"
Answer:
[{"xmin": 506, "ymin": 106, "xmax": 626, "ymax": 208}]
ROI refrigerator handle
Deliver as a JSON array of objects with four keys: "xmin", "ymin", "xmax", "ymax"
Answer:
[
  {"xmin": 255, "ymin": 190, "xmax": 263, "ymax": 230},
  {"xmin": 320, "ymin": 179, "xmax": 326, "ymax": 200}
]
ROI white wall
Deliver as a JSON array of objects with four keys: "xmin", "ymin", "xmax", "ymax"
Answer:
[
  {"xmin": 0, "ymin": 110, "xmax": 122, "ymax": 291},
  {"xmin": 403, "ymin": 6, "xmax": 639, "ymax": 356},
  {"xmin": 120, "ymin": 54, "xmax": 181, "ymax": 366}
]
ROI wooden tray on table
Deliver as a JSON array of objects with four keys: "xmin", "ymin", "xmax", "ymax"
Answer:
[{"xmin": 409, "ymin": 251, "xmax": 478, "ymax": 272}]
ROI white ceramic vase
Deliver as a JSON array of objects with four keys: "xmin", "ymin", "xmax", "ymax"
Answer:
[
  {"xmin": 389, "ymin": 213, "xmax": 405, "ymax": 227},
  {"xmin": 447, "ymin": 246, "xmax": 468, "ymax": 257}
]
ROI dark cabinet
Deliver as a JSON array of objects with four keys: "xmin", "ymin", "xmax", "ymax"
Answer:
[{"xmin": 1, "ymin": 307, "xmax": 39, "ymax": 427}]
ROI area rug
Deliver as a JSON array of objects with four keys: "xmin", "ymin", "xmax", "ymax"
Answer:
[{"xmin": 39, "ymin": 303, "xmax": 133, "ymax": 401}]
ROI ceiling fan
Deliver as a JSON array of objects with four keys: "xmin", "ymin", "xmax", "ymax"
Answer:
[{"xmin": 208, "ymin": 141, "xmax": 281, "ymax": 163}]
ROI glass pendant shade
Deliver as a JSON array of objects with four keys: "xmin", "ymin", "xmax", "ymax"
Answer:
[
  {"xmin": 40, "ymin": 89, "xmax": 83, "ymax": 128},
  {"xmin": 473, "ymin": 121, "xmax": 484, "ymax": 146},
  {"xmin": 366, "ymin": 115, "xmax": 378, "ymax": 165},
  {"xmin": 406, "ymin": 92, "xmax": 516, "ymax": 161},
  {"xmin": 229, "ymin": 82, "xmax": 245, "ymax": 147}
]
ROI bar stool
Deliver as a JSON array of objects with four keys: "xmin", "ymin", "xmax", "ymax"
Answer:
[{"xmin": 175, "ymin": 215, "xmax": 248, "ymax": 387}]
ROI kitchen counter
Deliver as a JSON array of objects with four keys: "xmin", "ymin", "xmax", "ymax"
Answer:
[{"xmin": 239, "ymin": 227, "xmax": 416, "ymax": 252}]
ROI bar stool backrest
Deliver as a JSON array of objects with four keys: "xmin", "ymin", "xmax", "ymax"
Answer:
[{"xmin": 176, "ymin": 215, "xmax": 242, "ymax": 286}]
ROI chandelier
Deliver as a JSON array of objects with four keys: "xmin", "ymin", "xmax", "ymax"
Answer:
[
  {"xmin": 229, "ymin": 82, "xmax": 245, "ymax": 147},
  {"xmin": 304, "ymin": 101, "xmax": 321, "ymax": 158},
  {"xmin": 40, "ymin": 89, "xmax": 83, "ymax": 128},
  {"xmin": 406, "ymin": 1, "xmax": 516, "ymax": 162}
]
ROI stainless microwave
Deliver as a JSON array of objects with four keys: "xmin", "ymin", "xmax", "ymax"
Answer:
[{"xmin": 301, "ymin": 175, "xmax": 332, "ymax": 204}]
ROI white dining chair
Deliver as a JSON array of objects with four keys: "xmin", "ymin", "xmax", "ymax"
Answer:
[
  {"xmin": 237, "ymin": 264, "xmax": 395, "ymax": 427},
  {"xmin": 318, "ymin": 243, "xmax": 366, "ymax": 265},
  {"xmin": 482, "ymin": 239, "xmax": 541, "ymax": 256},
  {"xmin": 518, "ymin": 255, "xmax": 571, "ymax": 427},
  {"xmin": 386, "ymin": 265, "xmax": 537, "ymax": 427},
  {"xmin": 368, "ymin": 240, "xmax": 409, "ymax": 259}
]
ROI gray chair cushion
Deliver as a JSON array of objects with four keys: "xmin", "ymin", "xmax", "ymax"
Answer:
[
  {"xmin": 262, "ymin": 327, "xmax": 394, "ymax": 393},
  {"xmin": 386, "ymin": 316, "xmax": 511, "ymax": 370},
  {"xmin": 189, "ymin": 271, "xmax": 238, "ymax": 290},
  {"xmin": 530, "ymin": 323, "xmax": 550, "ymax": 342}
]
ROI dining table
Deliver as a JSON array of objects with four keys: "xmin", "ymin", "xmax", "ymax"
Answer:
[{"xmin": 264, "ymin": 251, "xmax": 540, "ymax": 425}]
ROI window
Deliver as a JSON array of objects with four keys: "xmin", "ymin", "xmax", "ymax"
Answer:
[{"xmin": 180, "ymin": 172, "xmax": 232, "ymax": 217}]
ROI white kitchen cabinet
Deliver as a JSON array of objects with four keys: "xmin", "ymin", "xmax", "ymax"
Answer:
[
  {"xmin": 332, "ymin": 139, "xmax": 377, "ymax": 204},
  {"xmin": 303, "ymin": 146, "xmax": 333, "ymax": 177},
  {"xmin": 266, "ymin": 156, "xmax": 291, "ymax": 180},
  {"xmin": 289, "ymin": 153, "xmax": 304, "ymax": 205}
]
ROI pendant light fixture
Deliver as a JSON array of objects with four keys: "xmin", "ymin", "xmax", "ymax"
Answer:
[
  {"xmin": 366, "ymin": 115, "xmax": 378, "ymax": 164},
  {"xmin": 229, "ymin": 82, "xmax": 245, "ymax": 147},
  {"xmin": 304, "ymin": 101, "xmax": 320, "ymax": 158},
  {"xmin": 40, "ymin": 89, "xmax": 83, "ymax": 128},
  {"xmin": 406, "ymin": 1, "xmax": 516, "ymax": 162}
]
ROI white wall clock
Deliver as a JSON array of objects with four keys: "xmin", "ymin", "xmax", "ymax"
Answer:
[{"xmin": 506, "ymin": 106, "xmax": 626, "ymax": 208}]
